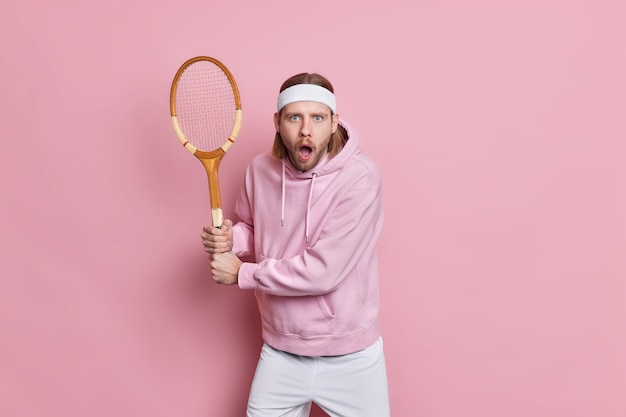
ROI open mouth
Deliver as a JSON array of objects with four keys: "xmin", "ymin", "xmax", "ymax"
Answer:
[{"xmin": 298, "ymin": 146, "xmax": 313, "ymax": 161}]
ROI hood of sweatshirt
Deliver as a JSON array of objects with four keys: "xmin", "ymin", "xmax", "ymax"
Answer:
[{"xmin": 280, "ymin": 119, "xmax": 361, "ymax": 242}]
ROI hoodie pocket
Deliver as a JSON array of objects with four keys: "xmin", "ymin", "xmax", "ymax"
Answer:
[{"xmin": 317, "ymin": 294, "xmax": 335, "ymax": 320}]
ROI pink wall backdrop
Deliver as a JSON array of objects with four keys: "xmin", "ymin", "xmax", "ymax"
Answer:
[{"xmin": 1, "ymin": 0, "xmax": 625, "ymax": 416}]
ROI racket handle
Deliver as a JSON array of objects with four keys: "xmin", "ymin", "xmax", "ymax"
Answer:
[{"xmin": 212, "ymin": 208, "xmax": 224, "ymax": 228}]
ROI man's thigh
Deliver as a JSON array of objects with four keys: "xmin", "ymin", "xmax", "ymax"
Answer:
[
  {"xmin": 313, "ymin": 338, "xmax": 391, "ymax": 417},
  {"xmin": 246, "ymin": 344, "xmax": 314, "ymax": 417}
]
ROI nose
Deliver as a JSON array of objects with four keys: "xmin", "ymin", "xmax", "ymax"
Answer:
[{"xmin": 299, "ymin": 118, "xmax": 311, "ymax": 137}]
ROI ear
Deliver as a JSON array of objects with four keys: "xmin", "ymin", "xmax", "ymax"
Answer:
[
  {"xmin": 273, "ymin": 112, "xmax": 280, "ymax": 131},
  {"xmin": 331, "ymin": 113, "xmax": 339, "ymax": 134}
]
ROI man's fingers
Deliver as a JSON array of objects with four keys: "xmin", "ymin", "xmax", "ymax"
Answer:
[{"xmin": 220, "ymin": 219, "xmax": 233, "ymax": 232}]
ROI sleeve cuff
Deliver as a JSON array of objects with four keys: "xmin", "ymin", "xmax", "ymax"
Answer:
[{"xmin": 237, "ymin": 262, "xmax": 257, "ymax": 290}]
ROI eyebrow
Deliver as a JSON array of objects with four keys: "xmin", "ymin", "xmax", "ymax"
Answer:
[{"xmin": 283, "ymin": 111, "xmax": 329, "ymax": 119}]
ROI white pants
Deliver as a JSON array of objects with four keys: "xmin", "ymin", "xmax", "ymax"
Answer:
[{"xmin": 246, "ymin": 337, "xmax": 390, "ymax": 417}]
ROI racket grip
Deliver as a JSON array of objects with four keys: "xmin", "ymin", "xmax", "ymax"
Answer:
[{"xmin": 212, "ymin": 208, "xmax": 224, "ymax": 228}]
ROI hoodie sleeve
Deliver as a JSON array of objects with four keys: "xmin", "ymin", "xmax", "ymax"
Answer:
[
  {"xmin": 238, "ymin": 169, "xmax": 383, "ymax": 296},
  {"xmin": 231, "ymin": 177, "xmax": 255, "ymax": 259}
]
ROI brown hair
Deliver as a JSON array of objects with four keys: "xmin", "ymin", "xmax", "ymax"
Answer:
[{"xmin": 272, "ymin": 73, "xmax": 348, "ymax": 159}]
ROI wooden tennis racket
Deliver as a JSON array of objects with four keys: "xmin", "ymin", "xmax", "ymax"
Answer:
[{"xmin": 170, "ymin": 56, "xmax": 242, "ymax": 227}]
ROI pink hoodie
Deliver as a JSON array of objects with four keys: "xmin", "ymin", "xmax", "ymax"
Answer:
[{"xmin": 232, "ymin": 120, "xmax": 384, "ymax": 356}]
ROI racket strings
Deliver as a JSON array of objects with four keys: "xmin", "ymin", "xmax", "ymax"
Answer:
[{"xmin": 175, "ymin": 61, "xmax": 237, "ymax": 152}]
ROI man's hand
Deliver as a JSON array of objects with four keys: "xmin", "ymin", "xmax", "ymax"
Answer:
[
  {"xmin": 210, "ymin": 251, "xmax": 242, "ymax": 285},
  {"xmin": 201, "ymin": 219, "xmax": 234, "ymax": 254}
]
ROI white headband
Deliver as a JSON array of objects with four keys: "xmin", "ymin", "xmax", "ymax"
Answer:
[{"xmin": 277, "ymin": 84, "xmax": 337, "ymax": 113}]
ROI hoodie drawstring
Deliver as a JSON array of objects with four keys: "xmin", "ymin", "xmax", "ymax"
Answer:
[
  {"xmin": 305, "ymin": 173, "xmax": 317, "ymax": 243},
  {"xmin": 281, "ymin": 160, "xmax": 286, "ymax": 227}
]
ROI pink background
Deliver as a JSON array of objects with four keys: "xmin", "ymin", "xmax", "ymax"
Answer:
[{"xmin": 1, "ymin": 0, "xmax": 625, "ymax": 416}]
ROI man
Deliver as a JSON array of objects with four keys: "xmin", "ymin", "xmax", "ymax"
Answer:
[{"xmin": 201, "ymin": 72, "xmax": 390, "ymax": 417}]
